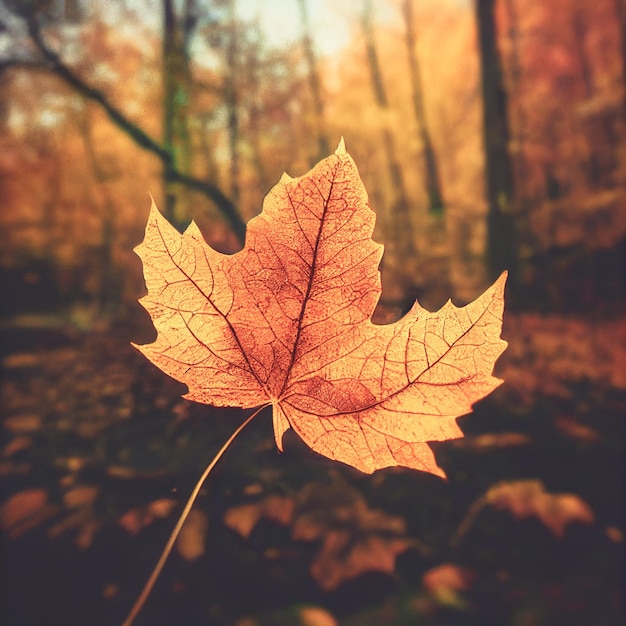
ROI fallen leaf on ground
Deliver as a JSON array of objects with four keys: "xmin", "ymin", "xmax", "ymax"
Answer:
[
  {"xmin": 134, "ymin": 143, "xmax": 507, "ymax": 477},
  {"xmin": 299, "ymin": 606, "xmax": 338, "ymax": 626},
  {"xmin": 176, "ymin": 509, "xmax": 209, "ymax": 560},
  {"xmin": 0, "ymin": 489, "xmax": 48, "ymax": 530},
  {"xmin": 118, "ymin": 498, "xmax": 177, "ymax": 535},
  {"xmin": 3, "ymin": 414, "xmax": 42, "ymax": 433},
  {"xmin": 292, "ymin": 481, "xmax": 408, "ymax": 590},
  {"xmin": 422, "ymin": 563, "xmax": 475, "ymax": 607},
  {"xmin": 486, "ymin": 480, "xmax": 595, "ymax": 537},
  {"xmin": 63, "ymin": 485, "xmax": 98, "ymax": 509},
  {"xmin": 1, "ymin": 489, "xmax": 60, "ymax": 538},
  {"xmin": 2, "ymin": 352, "xmax": 43, "ymax": 369},
  {"xmin": 2, "ymin": 436, "xmax": 32, "ymax": 456},
  {"xmin": 555, "ymin": 416, "xmax": 600, "ymax": 442},
  {"xmin": 224, "ymin": 494, "xmax": 295, "ymax": 539}
]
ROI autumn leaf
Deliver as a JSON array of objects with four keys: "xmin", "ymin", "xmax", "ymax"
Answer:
[
  {"xmin": 224, "ymin": 494, "xmax": 295, "ymax": 539},
  {"xmin": 486, "ymin": 480, "xmax": 595, "ymax": 537},
  {"xmin": 292, "ymin": 481, "xmax": 408, "ymax": 590},
  {"xmin": 118, "ymin": 498, "xmax": 177, "ymax": 535},
  {"xmin": 222, "ymin": 481, "xmax": 409, "ymax": 590},
  {"xmin": 134, "ymin": 141, "xmax": 507, "ymax": 478},
  {"xmin": 0, "ymin": 489, "xmax": 48, "ymax": 531},
  {"xmin": 176, "ymin": 509, "xmax": 209, "ymax": 561},
  {"xmin": 422, "ymin": 563, "xmax": 475, "ymax": 607}
]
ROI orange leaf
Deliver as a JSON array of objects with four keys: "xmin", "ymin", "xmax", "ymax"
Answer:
[
  {"xmin": 224, "ymin": 494, "xmax": 295, "ymax": 539},
  {"xmin": 0, "ymin": 489, "xmax": 48, "ymax": 530},
  {"xmin": 292, "ymin": 481, "xmax": 408, "ymax": 590},
  {"xmin": 486, "ymin": 480, "xmax": 595, "ymax": 537},
  {"xmin": 134, "ymin": 142, "xmax": 507, "ymax": 477},
  {"xmin": 176, "ymin": 510, "xmax": 209, "ymax": 561},
  {"xmin": 423, "ymin": 563, "xmax": 475, "ymax": 607}
]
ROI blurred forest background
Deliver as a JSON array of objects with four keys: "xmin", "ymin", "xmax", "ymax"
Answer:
[{"xmin": 0, "ymin": 1, "xmax": 624, "ymax": 625}]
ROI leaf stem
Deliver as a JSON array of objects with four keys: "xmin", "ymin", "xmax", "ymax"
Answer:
[{"xmin": 122, "ymin": 405, "xmax": 268, "ymax": 626}]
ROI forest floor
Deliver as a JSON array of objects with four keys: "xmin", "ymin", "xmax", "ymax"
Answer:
[{"xmin": 0, "ymin": 308, "xmax": 624, "ymax": 626}]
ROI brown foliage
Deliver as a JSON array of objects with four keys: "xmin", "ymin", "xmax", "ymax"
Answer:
[{"xmin": 486, "ymin": 480, "xmax": 595, "ymax": 537}]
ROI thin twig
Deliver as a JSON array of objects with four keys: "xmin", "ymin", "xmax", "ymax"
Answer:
[{"xmin": 122, "ymin": 405, "xmax": 268, "ymax": 626}]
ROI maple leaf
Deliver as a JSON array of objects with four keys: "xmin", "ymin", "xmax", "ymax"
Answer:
[{"xmin": 134, "ymin": 141, "xmax": 507, "ymax": 478}]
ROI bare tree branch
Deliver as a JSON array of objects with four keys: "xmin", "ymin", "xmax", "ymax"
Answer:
[{"xmin": 23, "ymin": 15, "xmax": 246, "ymax": 243}]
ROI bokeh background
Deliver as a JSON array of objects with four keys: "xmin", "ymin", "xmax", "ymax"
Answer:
[{"xmin": 0, "ymin": 1, "xmax": 624, "ymax": 625}]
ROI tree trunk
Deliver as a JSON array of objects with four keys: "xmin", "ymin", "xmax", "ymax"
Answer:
[
  {"xmin": 298, "ymin": 0, "xmax": 330, "ymax": 162},
  {"xmin": 245, "ymin": 24, "xmax": 269, "ymax": 197},
  {"xmin": 198, "ymin": 113, "xmax": 221, "ymax": 187},
  {"xmin": 502, "ymin": 0, "xmax": 530, "ymax": 199},
  {"xmin": 162, "ymin": 0, "xmax": 193, "ymax": 225},
  {"xmin": 225, "ymin": 0, "xmax": 240, "ymax": 207},
  {"xmin": 402, "ymin": 0, "xmax": 444, "ymax": 216},
  {"xmin": 78, "ymin": 102, "xmax": 119, "ymax": 315},
  {"xmin": 475, "ymin": 0, "xmax": 517, "ymax": 284},
  {"xmin": 620, "ymin": 0, "xmax": 626, "ymax": 120},
  {"xmin": 361, "ymin": 0, "xmax": 416, "ymax": 297},
  {"xmin": 572, "ymin": 0, "xmax": 594, "ymax": 99}
]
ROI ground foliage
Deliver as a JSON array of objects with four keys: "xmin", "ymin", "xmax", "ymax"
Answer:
[{"xmin": 0, "ymin": 309, "xmax": 624, "ymax": 625}]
